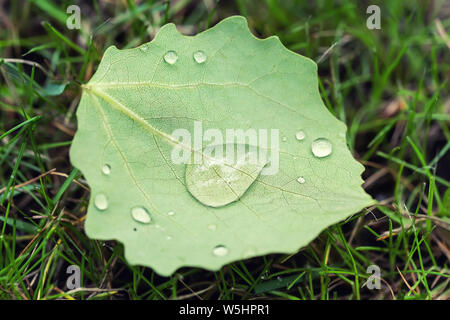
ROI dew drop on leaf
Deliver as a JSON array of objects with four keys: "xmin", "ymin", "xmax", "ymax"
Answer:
[
  {"xmin": 102, "ymin": 164, "xmax": 111, "ymax": 175},
  {"xmin": 208, "ymin": 224, "xmax": 217, "ymax": 231},
  {"xmin": 164, "ymin": 50, "xmax": 178, "ymax": 64},
  {"xmin": 212, "ymin": 245, "xmax": 228, "ymax": 257},
  {"xmin": 193, "ymin": 50, "xmax": 207, "ymax": 64},
  {"xmin": 167, "ymin": 211, "xmax": 175, "ymax": 216},
  {"xmin": 295, "ymin": 130, "xmax": 305, "ymax": 141},
  {"xmin": 297, "ymin": 176, "xmax": 305, "ymax": 184},
  {"xmin": 282, "ymin": 136, "xmax": 287, "ymax": 142},
  {"xmin": 131, "ymin": 207, "xmax": 152, "ymax": 224},
  {"xmin": 311, "ymin": 138, "xmax": 332, "ymax": 158},
  {"xmin": 185, "ymin": 144, "xmax": 268, "ymax": 207},
  {"xmin": 94, "ymin": 193, "xmax": 108, "ymax": 211}
]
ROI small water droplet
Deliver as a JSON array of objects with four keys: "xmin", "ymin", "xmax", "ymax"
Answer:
[
  {"xmin": 297, "ymin": 176, "xmax": 305, "ymax": 184},
  {"xmin": 277, "ymin": 276, "xmax": 282, "ymax": 282},
  {"xmin": 94, "ymin": 193, "xmax": 108, "ymax": 211},
  {"xmin": 166, "ymin": 235, "xmax": 172, "ymax": 240},
  {"xmin": 167, "ymin": 211, "xmax": 175, "ymax": 216},
  {"xmin": 164, "ymin": 50, "xmax": 178, "ymax": 65},
  {"xmin": 311, "ymin": 138, "xmax": 332, "ymax": 158},
  {"xmin": 102, "ymin": 164, "xmax": 111, "ymax": 175},
  {"xmin": 212, "ymin": 245, "xmax": 228, "ymax": 257},
  {"xmin": 208, "ymin": 224, "xmax": 217, "ymax": 231},
  {"xmin": 282, "ymin": 136, "xmax": 287, "ymax": 142},
  {"xmin": 193, "ymin": 50, "xmax": 207, "ymax": 64},
  {"xmin": 131, "ymin": 207, "xmax": 151, "ymax": 224},
  {"xmin": 295, "ymin": 130, "xmax": 305, "ymax": 141},
  {"xmin": 139, "ymin": 45, "xmax": 148, "ymax": 52}
]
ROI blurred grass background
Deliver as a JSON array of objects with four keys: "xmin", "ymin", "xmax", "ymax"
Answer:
[{"xmin": 0, "ymin": 0, "xmax": 449, "ymax": 300}]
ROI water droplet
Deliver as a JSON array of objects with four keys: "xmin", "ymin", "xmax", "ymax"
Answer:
[
  {"xmin": 212, "ymin": 245, "xmax": 228, "ymax": 257},
  {"xmin": 185, "ymin": 144, "xmax": 268, "ymax": 207},
  {"xmin": 282, "ymin": 136, "xmax": 287, "ymax": 142},
  {"xmin": 167, "ymin": 211, "xmax": 175, "ymax": 216},
  {"xmin": 311, "ymin": 138, "xmax": 332, "ymax": 158},
  {"xmin": 102, "ymin": 164, "xmax": 111, "ymax": 175},
  {"xmin": 277, "ymin": 276, "xmax": 283, "ymax": 282},
  {"xmin": 295, "ymin": 130, "xmax": 305, "ymax": 141},
  {"xmin": 297, "ymin": 176, "xmax": 305, "ymax": 184},
  {"xmin": 139, "ymin": 45, "xmax": 148, "ymax": 52},
  {"xmin": 193, "ymin": 50, "xmax": 207, "ymax": 64},
  {"xmin": 164, "ymin": 50, "xmax": 178, "ymax": 65},
  {"xmin": 166, "ymin": 235, "xmax": 172, "ymax": 240},
  {"xmin": 131, "ymin": 207, "xmax": 151, "ymax": 224},
  {"xmin": 208, "ymin": 224, "xmax": 217, "ymax": 231},
  {"xmin": 94, "ymin": 193, "xmax": 108, "ymax": 211}
]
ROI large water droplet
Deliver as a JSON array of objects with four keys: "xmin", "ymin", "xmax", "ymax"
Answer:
[
  {"xmin": 311, "ymin": 138, "xmax": 332, "ymax": 158},
  {"xmin": 295, "ymin": 130, "xmax": 305, "ymax": 141},
  {"xmin": 102, "ymin": 164, "xmax": 111, "ymax": 175},
  {"xmin": 193, "ymin": 50, "xmax": 207, "ymax": 64},
  {"xmin": 131, "ymin": 207, "xmax": 152, "ymax": 224},
  {"xmin": 185, "ymin": 144, "xmax": 268, "ymax": 207},
  {"xmin": 164, "ymin": 50, "xmax": 178, "ymax": 65},
  {"xmin": 94, "ymin": 193, "xmax": 108, "ymax": 211},
  {"xmin": 212, "ymin": 245, "xmax": 228, "ymax": 257}
]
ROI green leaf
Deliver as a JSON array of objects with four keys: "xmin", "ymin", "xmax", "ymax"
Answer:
[
  {"xmin": 0, "ymin": 215, "xmax": 38, "ymax": 234},
  {"xmin": 41, "ymin": 82, "xmax": 68, "ymax": 96},
  {"xmin": 70, "ymin": 16, "xmax": 374, "ymax": 276}
]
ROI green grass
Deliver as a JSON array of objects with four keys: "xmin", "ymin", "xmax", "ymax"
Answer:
[{"xmin": 0, "ymin": 0, "xmax": 449, "ymax": 300}]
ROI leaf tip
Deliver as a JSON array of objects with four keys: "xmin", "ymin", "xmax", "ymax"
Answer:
[{"xmin": 155, "ymin": 22, "xmax": 183, "ymax": 41}]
